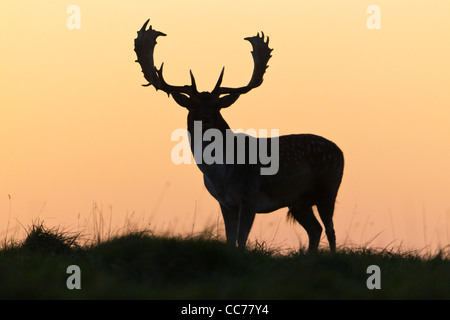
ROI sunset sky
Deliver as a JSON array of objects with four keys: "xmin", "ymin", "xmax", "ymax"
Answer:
[{"xmin": 1, "ymin": 1, "xmax": 449, "ymax": 252}]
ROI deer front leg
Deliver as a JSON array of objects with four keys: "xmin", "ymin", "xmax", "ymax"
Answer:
[
  {"xmin": 220, "ymin": 204, "xmax": 239, "ymax": 247},
  {"xmin": 220, "ymin": 202, "xmax": 256, "ymax": 248},
  {"xmin": 237, "ymin": 201, "xmax": 256, "ymax": 248}
]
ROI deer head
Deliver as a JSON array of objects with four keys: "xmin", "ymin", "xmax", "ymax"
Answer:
[{"xmin": 134, "ymin": 19, "xmax": 273, "ymax": 130}]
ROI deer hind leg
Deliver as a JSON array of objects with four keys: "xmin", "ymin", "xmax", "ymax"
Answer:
[
  {"xmin": 288, "ymin": 203, "xmax": 322, "ymax": 252},
  {"xmin": 316, "ymin": 195, "xmax": 337, "ymax": 251}
]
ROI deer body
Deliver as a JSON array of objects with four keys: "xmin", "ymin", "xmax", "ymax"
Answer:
[{"xmin": 135, "ymin": 20, "xmax": 344, "ymax": 250}]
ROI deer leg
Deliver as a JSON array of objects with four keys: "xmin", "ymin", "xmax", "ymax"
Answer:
[
  {"xmin": 237, "ymin": 202, "xmax": 256, "ymax": 248},
  {"xmin": 289, "ymin": 204, "xmax": 322, "ymax": 252},
  {"xmin": 317, "ymin": 197, "xmax": 337, "ymax": 251},
  {"xmin": 220, "ymin": 204, "xmax": 239, "ymax": 247}
]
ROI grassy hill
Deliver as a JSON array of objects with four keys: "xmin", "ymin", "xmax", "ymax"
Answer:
[{"xmin": 0, "ymin": 222, "xmax": 448, "ymax": 300}]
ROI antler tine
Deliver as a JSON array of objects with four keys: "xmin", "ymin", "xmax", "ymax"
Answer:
[
  {"xmin": 216, "ymin": 32, "xmax": 273, "ymax": 95},
  {"xmin": 190, "ymin": 70, "xmax": 198, "ymax": 94},
  {"xmin": 134, "ymin": 19, "xmax": 195, "ymax": 97},
  {"xmin": 212, "ymin": 67, "xmax": 225, "ymax": 94}
]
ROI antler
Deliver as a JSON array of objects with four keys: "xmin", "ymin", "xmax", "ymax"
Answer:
[
  {"xmin": 212, "ymin": 32, "xmax": 273, "ymax": 95},
  {"xmin": 134, "ymin": 19, "xmax": 197, "ymax": 96}
]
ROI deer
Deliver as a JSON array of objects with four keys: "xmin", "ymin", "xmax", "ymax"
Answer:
[{"xmin": 134, "ymin": 19, "xmax": 344, "ymax": 251}]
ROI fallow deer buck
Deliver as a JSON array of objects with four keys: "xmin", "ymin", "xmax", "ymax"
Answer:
[{"xmin": 134, "ymin": 19, "xmax": 344, "ymax": 251}]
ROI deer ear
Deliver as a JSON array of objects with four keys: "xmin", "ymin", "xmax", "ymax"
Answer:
[
  {"xmin": 171, "ymin": 92, "xmax": 191, "ymax": 109},
  {"xmin": 219, "ymin": 93, "xmax": 240, "ymax": 109}
]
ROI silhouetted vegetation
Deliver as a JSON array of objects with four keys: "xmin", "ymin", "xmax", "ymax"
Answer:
[{"xmin": 0, "ymin": 221, "xmax": 448, "ymax": 299}]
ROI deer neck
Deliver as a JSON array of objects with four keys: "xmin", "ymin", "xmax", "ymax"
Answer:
[
  {"xmin": 187, "ymin": 112, "xmax": 230, "ymax": 144},
  {"xmin": 187, "ymin": 113, "xmax": 231, "ymax": 179}
]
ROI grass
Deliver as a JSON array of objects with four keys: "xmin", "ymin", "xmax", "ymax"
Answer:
[{"xmin": 0, "ymin": 221, "xmax": 448, "ymax": 299}]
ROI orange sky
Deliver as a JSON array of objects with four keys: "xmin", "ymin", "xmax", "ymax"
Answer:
[{"xmin": 1, "ymin": 1, "xmax": 449, "ymax": 252}]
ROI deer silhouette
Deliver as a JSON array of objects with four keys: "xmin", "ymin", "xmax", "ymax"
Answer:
[{"xmin": 134, "ymin": 19, "xmax": 344, "ymax": 251}]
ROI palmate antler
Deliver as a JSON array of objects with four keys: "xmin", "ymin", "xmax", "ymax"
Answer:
[
  {"xmin": 134, "ymin": 19, "xmax": 273, "ymax": 97},
  {"xmin": 134, "ymin": 19, "xmax": 197, "ymax": 96},
  {"xmin": 212, "ymin": 32, "xmax": 273, "ymax": 95}
]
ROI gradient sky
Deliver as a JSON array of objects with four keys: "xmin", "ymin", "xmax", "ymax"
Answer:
[{"xmin": 1, "ymin": 1, "xmax": 449, "ymax": 251}]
